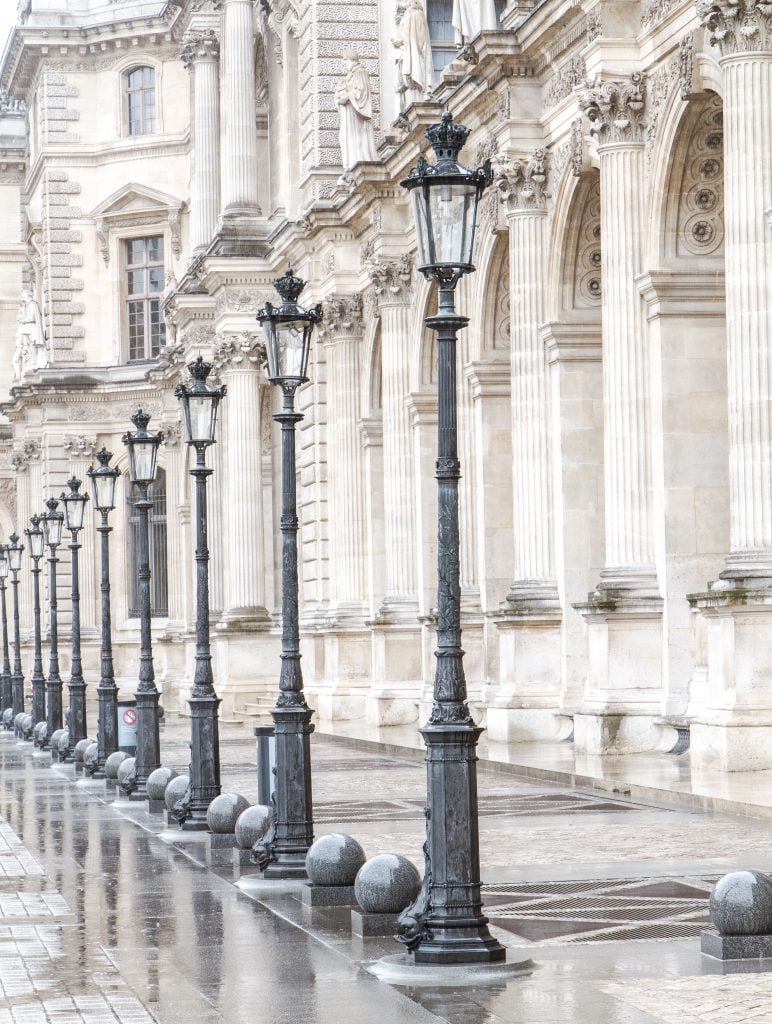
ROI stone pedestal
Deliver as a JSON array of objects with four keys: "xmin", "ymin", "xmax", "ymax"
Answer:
[
  {"xmin": 366, "ymin": 617, "xmax": 422, "ymax": 726},
  {"xmin": 302, "ymin": 883, "xmax": 356, "ymax": 907},
  {"xmin": 351, "ymin": 908, "xmax": 400, "ymax": 937},
  {"xmin": 702, "ymin": 929, "xmax": 772, "ymax": 960}
]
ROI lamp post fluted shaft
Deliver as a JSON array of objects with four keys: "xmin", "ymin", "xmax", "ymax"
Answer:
[
  {"xmin": 65, "ymin": 529, "xmax": 86, "ymax": 757},
  {"xmin": 133, "ymin": 483, "xmax": 160, "ymax": 796},
  {"xmin": 45, "ymin": 545, "xmax": 63, "ymax": 738},
  {"xmin": 95, "ymin": 510, "xmax": 118, "ymax": 774},
  {"xmin": 0, "ymin": 578, "xmax": 11, "ymax": 717},
  {"xmin": 259, "ymin": 389, "xmax": 314, "ymax": 877},
  {"xmin": 30, "ymin": 556, "xmax": 45, "ymax": 725}
]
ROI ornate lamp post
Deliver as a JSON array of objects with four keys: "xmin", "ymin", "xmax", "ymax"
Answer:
[
  {"xmin": 60, "ymin": 477, "xmax": 89, "ymax": 759},
  {"xmin": 253, "ymin": 269, "xmax": 321, "ymax": 878},
  {"xmin": 87, "ymin": 449, "xmax": 121, "ymax": 776},
  {"xmin": 0, "ymin": 546, "xmax": 11, "ymax": 721},
  {"xmin": 42, "ymin": 498, "xmax": 65, "ymax": 740},
  {"xmin": 173, "ymin": 356, "xmax": 226, "ymax": 829},
  {"xmin": 395, "ymin": 113, "xmax": 504, "ymax": 964},
  {"xmin": 8, "ymin": 533, "xmax": 24, "ymax": 719},
  {"xmin": 121, "ymin": 409, "xmax": 163, "ymax": 798},
  {"xmin": 25, "ymin": 515, "xmax": 46, "ymax": 728}
]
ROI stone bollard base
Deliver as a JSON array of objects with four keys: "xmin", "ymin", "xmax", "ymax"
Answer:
[
  {"xmin": 302, "ymin": 883, "xmax": 356, "ymax": 908},
  {"xmin": 351, "ymin": 909, "xmax": 400, "ymax": 937},
  {"xmin": 701, "ymin": 929, "xmax": 772, "ymax": 960},
  {"xmin": 147, "ymin": 798, "xmax": 165, "ymax": 814},
  {"xmin": 206, "ymin": 833, "xmax": 238, "ymax": 866}
]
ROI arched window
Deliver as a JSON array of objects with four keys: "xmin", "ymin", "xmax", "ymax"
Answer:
[
  {"xmin": 125, "ymin": 66, "xmax": 156, "ymax": 137},
  {"xmin": 127, "ymin": 468, "xmax": 168, "ymax": 618}
]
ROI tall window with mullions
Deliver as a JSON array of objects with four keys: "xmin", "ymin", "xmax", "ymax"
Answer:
[
  {"xmin": 127, "ymin": 468, "xmax": 169, "ymax": 618},
  {"xmin": 125, "ymin": 236, "xmax": 166, "ymax": 362},
  {"xmin": 126, "ymin": 66, "xmax": 156, "ymax": 136}
]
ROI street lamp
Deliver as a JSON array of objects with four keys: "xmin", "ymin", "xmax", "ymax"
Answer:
[
  {"xmin": 253, "ymin": 269, "xmax": 321, "ymax": 878},
  {"xmin": 25, "ymin": 515, "xmax": 46, "ymax": 729},
  {"xmin": 7, "ymin": 533, "xmax": 24, "ymax": 720},
  {"xmin": 87, "ymin": 448, "xmax": 121, "ymax": 776},
  {"xmin": 121, "ymin": 409, "xmax": 163, "ymax": 798},
  {"xmin": 60, "ymin": 477, "xmax": 88, "ymax": 760},
  {"xmin": 395, "ymin": 113, "xmax": 504, "ymax": 964},
  {"xmin": 0, "ymin": 546, "xmax": 11, "ymax": 722},
  {"xmin": 42, "ymin": 497, "xmax": 64, "ymax": 741},
  {"xmin": 173, "ymin": 356, "xmax": 226, "ymax": 829}
]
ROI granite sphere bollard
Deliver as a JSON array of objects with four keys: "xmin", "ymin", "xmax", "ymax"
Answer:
[
  {"xmin": 235, "ymin": 805, "xmax": 272, "ymax": 850},
  {"xmin": 307, "ymin": 834, "xmax": 366, "ymax": 887},
  {"xmin": 56, "ymin": 730, "xmax": 70, "ymax": 759},
  {"xmin": 33, "ymin": 721, "xmax": 46, "ymax": 746},
  {"xmin": 207, "ymin": 793, "xmax": 251, "ymax": 834},
  {"xmin": 116, "ymin": 757, "xmax": 136, "ymax": 790},
  {"xmin": 83, "ymin": 743, "xmax": 98, "ymax": 774},
  {"xmin": 355, "ymin": 854, "xmax": 421, "ymax": 914},
  {"xmin": 20, "ymin": 714, "xmax": 34, "ymax": 740},
  {"xmin": 104, "ymin": 750, "xmax": 130, "ymax": 779},
  {"xmin": 13, "ymin": 712, "xmax": 25, "ymax": 737},
  {"xmin": 147, "ymin": 766, "xmax": 178, "ymax": 802},
  {"xmin": 49, "ymin": 728, "xmax": 64, "ymax": 752},
  {"xmin": 2, "ymin": 708, "xmax": 12, "ymax": 730},
  {"xmin": 710, "ymin": 871, "xmax": 772, "ymax": 935},
  {"xmin": 164, "ymin": 774, "xmax": 190, "ymax": 812},
  {"xmin": 74, "ymin": 738, "xmax": 93, "ymax": 763}
]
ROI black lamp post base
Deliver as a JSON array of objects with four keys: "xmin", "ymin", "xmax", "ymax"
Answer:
[
  {"xmin": 263, "ymin": 857, "xmax": 309, "ymax": 881},
  {"xmin": 412, "ymin": 931, "xmax": 506, "ymax": 965},
  {"xmin": 180, "ymin": 811, "xmax": 211, "ymax": 832}
]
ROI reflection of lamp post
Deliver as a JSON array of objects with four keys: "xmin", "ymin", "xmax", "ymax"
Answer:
[
  {"xmin": 61, "ymin": 477, "xmax": 88, "ymax": 760},
  {"xmin": 0, "ymin": 546, "xmax": 11, "ymax": 719},
  {"xmin": 395, "ymin": 113, "xmax": 505, "ymax": 964},
  {"xmin": 8, "ymin": 533, "xmax": 24, "ymax": 719},
  {"xmin": 43, "ymin": 498, "xmax": 64, "ymax": 741},
  {"xmin": 173, "ymin": 357, "xmax": 226, "ymax": 829},
  {"xmin": 121, "ymin": 409, "xmax": 163, "ymax": 799},
  {"xmin": 26, "ymin": 515, "xmax": 46, "ymax": 729},
  {"xmin": 87, "ymin": 449, "xmax": 120, "ymax": 776},
  {"xmin": 252, "ymin": 270, "xmax": 321, "ymax": 878}
]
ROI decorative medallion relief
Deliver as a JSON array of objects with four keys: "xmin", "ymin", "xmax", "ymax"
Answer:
[
  {"xmin": 493, "ymin": 260, "xmax": 511, "ymax": 351},
  {"xmin": 573, "ymin": 177, "xmax": 602, "ymax": 309},
  {"xmin": 675, "ymin": 96, "xmax": 725, "ymax": 258}
]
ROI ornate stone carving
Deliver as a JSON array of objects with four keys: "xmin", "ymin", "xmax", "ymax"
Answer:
[
  {"xmin": 317, "ymin": 294, "xmax": 364, "ymax": 341},
  {"xmin": 475, "ymin": 132, "xmax": 499, "ymax": 165},
  {"xmin": 321, "ymin": 251, "xmax": 336, "ymax": 277},
  {"xmin": 215, "ymin": 287, "xmax": 271, "ymax": 317},
  {"xmin": 366, "ymin": 255, "xmax": 414, "ymax": 303},
  {"xmin": 680, "ymin": 31, "xmax": 695, "ymax": 99},
  {"xmin": 579, "ymin": 74, "xmax": 647, "ymax": 145},
  {"xmin": 63, "ymin": 435, "xmax": 98, "ymax": 458},
  {"xmin": 0, "ymin": 479, "xmax": 17, "ymax": 522},
  {"xmin": 675, "ymin": 95, "xmax": 725, "ymax": 258},
  {"xmin": 642, "ymin": 0, "xmax": 677, "ymax": 27},
  {"xmin": 495, "ymin": 149, "xmax": 549, "ymax": 211},
  {"xmin": 0, "ymin": 93, "xmax": 25, "ymax": 115},
  {"xmin": 573, "ymin": 177, "xmax": 602, "ymax": 308},
  {"xmin": 646, "ymin": 54, "xmax": 680, "ymax": 158},
  {"xmin": 696, "ymin": 0, "xmax": 772, "ymax": 55},
  {"xmin": 181, "ymin": 323, "xmax": 216, "ymax": 351},
  {"xmin": 180, "ymin": 29, "xmax": 220, "ymax": 69},
  {"xmin": 160, "ymin": 419, "xmax": 183, "ymax": 448},
  {"xmin": 571, "ymin": 119, "xmax": 584, "ymax": 177},
  {"xmin": 587, "ymin": 9, "xmax": 603, "ymax": 40},
  {"xmin": 544, "ymin": 56, "xmax": 587, "ymax": 110},
  {"xmin": 145, "ymin": 338, "xmax": 186, "ymax": 382},
  {"xmin": 212, "ymin": 332, "xmax": 266, "ymax": 372},
  {"xmin": 11, "ymin": 440, "xmax": 41, "ymax": 473}
]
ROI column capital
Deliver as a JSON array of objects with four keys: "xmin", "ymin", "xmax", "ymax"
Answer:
[
  {"xmin": 579, "ymin": 73, "xmax": 647, "ymax": 146},
  {"xmin": 697, "ymin": 0, "xmax": 772, "ymax": 56},
  {"xmin": 180, "ymin": 28, "xmax": 220, "ymax": 70},
  {"xmin": 366, "ymin": 254, "xmax": 414, "ymax": 306},
  {"xmin": 317, "ymin": 293, "xmax": 364, "ymax": 342},
  {"xmin": 212, "ymin": 331, "xmax": 266, "ymax": 372},
  {"xmin": 494, "ymin": 149, "xmax": 549, "ymax": 213},
  {"xmin": 11, "ymin": 439, "xmax": 40, "ymax": 474}
]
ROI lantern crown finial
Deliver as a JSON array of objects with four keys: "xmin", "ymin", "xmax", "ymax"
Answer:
[
  {"xmin": 131, "ymin": 408, "xmax": 151, "ymax": 432},
  {"xmin": 274, "ymin": 268, "xmax": 306, "ymax": 304},
  {"xmin": 96, "ymin": 447, "xmax": 113, "ymax": 466},
  {"xmin": 187, "ymin": 355, "xmax": 213, "ymax": 383},
  {"xmin": 66, "ymin": 476, "xmax": 82, "ymax": 494},
  {"xmin": 9, "ymin": 533, "xmax": 19, "ymax": 545},
  {"xmin": 30, "ymin": 514, "xmax": 40, "ymax": 528},
  {"xmin": 45, "ymin": 497, "xmax": 59, "ymax": 514},
  {"xmin": 426, "ymin": 112, "xmax": 471, "ymax": 163}
]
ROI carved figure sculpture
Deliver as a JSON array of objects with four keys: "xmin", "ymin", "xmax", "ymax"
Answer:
[
  {"xmin": 393, "ymin": 0, "xmax": 435, "ymax": 109},
  {"xmin": 335, "ymin": 52, "xmax": 378, "ymax": 171},
  {"xmin": 13, "ymin": 290, "xmax": 47, "ymax": 381},
  {"xmin": 452, "ymin": 0, "xmax": 497, "ymax": 44}
]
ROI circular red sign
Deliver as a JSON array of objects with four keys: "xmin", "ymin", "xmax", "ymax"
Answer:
[{"xmin": 123, "ymin": 709, "xmax": 137, "ymax": 726}]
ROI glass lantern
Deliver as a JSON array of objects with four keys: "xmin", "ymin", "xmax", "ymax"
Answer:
[
  {"xmin": 122, "ymin": 409, "xmax": 163, "ymax": 486},
  {"xmin": 175, "ymin": 356, "xmax": 226, "ymax": 446},
  {"xmin": 7, "ymin": 534, "xmax": 23, "ymax": 573},
  {"xmin": 26, "ymin": 515, "xmax": 45, "ymax": 560},
  {"xmin": 42, "ymin": 498, "xmax": 64, "ymax": 548},
  {"xmin": 61, "ymin": 477, "xmax": 89, "ymax": 532},
  {"xmin": 256, "ymin": 269, "xmax": 322, "ymax": 389},
  {"xmin": 87, "ymin": 448, "xmax": 121, "ymax": 513}
]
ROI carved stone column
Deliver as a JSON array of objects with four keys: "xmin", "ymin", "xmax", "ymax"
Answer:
[
  {"xmin": 573, "ymin": 75, "xmax": 665, "ymax": 755},
  {"xmin": 314, "ymin": 294, "xmax": 372, "ymax": 720},
  {"xmin": 218, "ymin": 0, "xmax": 262, "ymax": 250},
  {"xmin": 64, "ymin": 435, "xmax": 98, "ymax": 636},
  {"xmin": 688, "ymin": 2, "xmax": 772, "ymax": 769},
  {"xmin": 181, "ymin": 30, "xmax": 221, "ymax": 253},
  {"xmin": 366, "ymin": 257, "xmax": 422, "ymax": 726},
  {"xmin": 11, "ymin": 441, "xmax": 39, "ymax": 650},
  {"xmin": 489, "ymin": 152, "xmax": 564, "ymax": 743}
]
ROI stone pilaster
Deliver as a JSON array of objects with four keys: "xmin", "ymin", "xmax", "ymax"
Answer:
[
  {"xmin": 181, "ymin": 30, "xmax": 221, "ymax": 253},
  {"xmin": 64, "ymin": 434, "xmax": 98, "ymax": 635},
  {"xmin": 687, "ymin": 1, "xmax": 772, "ymax": 770},
  {"xmin": 573, "ymin": 75, "xmax": 666, "ymax": 754},
  {"xmin": 11, "ymin": 440, "xmax": 40, "ymax": 650}
]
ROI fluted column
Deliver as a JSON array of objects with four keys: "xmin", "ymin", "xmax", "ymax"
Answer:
[
  {"xmin": 181, "ymin": 30, "xmax": 221, "ymax": 253},
  {"xmin": 213, "ymin": 333, "xmax": 269, "ymax": 626},
  {"xmin": 65, "ymin": 435, "xmax": 98, "ymax": 630},
  {"xmin": 697, "ymin": 2, "xmax": 772, "ymax": 575},
  {"xmin": 497, "ymin": 151, "xmax": 559, "ymax": 609},
  {"xmin": 580, "ymin": 75, "xmax": 656, "ymax": 590},
  {"xmin": 319, "ymin": 294, "xmax": 368, "ymax": 622},
  {"xmin": 220, "ymin": 0, "xmax": 261, "ymax": 222},
  {"xmin": 368, "ymin": 257, "xmax": 418, "ymax": 616}
]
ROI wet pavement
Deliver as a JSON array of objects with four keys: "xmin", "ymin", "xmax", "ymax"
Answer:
[{"xmin": 0, "ymin": 717, "xmax": 772, "ymax": 1023}]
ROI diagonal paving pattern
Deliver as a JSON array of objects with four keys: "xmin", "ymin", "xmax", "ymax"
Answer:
[{"xmin": 598, "ymin": 976, "xmax": 772, "ymax": 1024}]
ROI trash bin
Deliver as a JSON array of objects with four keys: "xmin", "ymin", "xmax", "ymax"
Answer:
[
  {"xmin": 117, "ymin": 699, "xmax": 138, "ymax": 755},
  {"xmin": 255, "ymin": 725, "xmax": 276, "ymax": 805}
]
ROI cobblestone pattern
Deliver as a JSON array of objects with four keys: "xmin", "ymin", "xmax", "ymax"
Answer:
[{"xmin": 598, "ymin": 975, "xmax": 772, "ymax": 1023}]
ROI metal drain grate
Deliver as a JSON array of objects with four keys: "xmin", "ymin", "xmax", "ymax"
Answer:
[{"xmin": 481, "ymin": 876, "xmax": 717, "ymax": 945}]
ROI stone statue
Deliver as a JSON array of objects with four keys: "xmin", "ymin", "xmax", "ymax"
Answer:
[
  {"xmin": 393, "ymin": 0, "xmax": 435, "ymax": 110},
  {"xmin": 335, "ymin": 52, "xmax": 378, "ymax": 172},
  {"xmin": 452, "ymin": 0, "xmax": 497, "ymax": 44},
  {"xmin": 13, "ymin": 290, "xmax": 47, "ymax": 381}
]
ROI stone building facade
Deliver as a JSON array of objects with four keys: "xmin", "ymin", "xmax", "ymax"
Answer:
[{"xmin": 0, "ymin": 0, "xmax": 768, "ymax": 770}]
